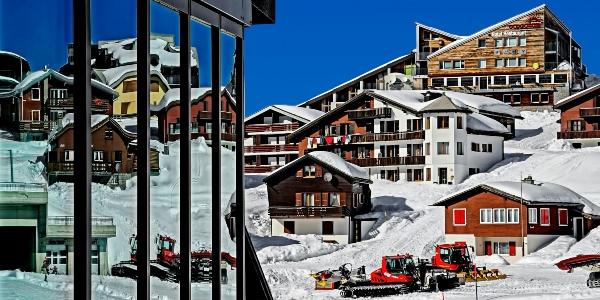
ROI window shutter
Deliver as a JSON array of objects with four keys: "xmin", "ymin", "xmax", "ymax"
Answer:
[
  {"xmin": 485, "ymin": 241, "xmax": 492, "ymax": 256},
  {"xmin": 296, "ymin": 168, "xmax": 303, "ymax": 177},
  {"xmin": 315, "ymin": 193, "xmax": 322, "ymax": 206},
  {"xmin": 453, "ymin": 209, "xmax": 466, "ymax": 226},
  {"xmin": 559, "ymin": 209, "xmax": 568, "ymax": 226},
  {"xmin": 340, "ymin": 193, "xmax": 347, "ymax": 206},
  {"xmin": 509, "ymin": 242, "xmax": 516, "ymax": 256},
  {"xmin": 295, "ymin": 193, "xmax": 302, "ymax": 206},
  {"xmin": 315, "ymin": 165, "xmax": 323, "ymax": 177},
  {"xmin": 322, "ymin": 193, "xmax": 329, "ymax": 206}
]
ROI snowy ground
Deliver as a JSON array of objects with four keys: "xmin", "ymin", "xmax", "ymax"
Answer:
[{"xmin": 1, "ymin": 111, "xmax": 600, "ymax": 299}]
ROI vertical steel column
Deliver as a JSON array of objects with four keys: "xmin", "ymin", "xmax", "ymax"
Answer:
[
  {"xmin": 211, "ymin": 23, "xmax": 222, "ymax": 300},
  {"xmin": 73, "ymin": 0, "xmax": 92, "ymax": 299},
  {"xmin": 234, "ymin": 35, "xmax": 246, "ymax": 300},
  {"xmin": 179, "ymin": 1, "xmax": 192, "ymax": 299},
  {"xmin": 136, "ymin": 0, "xmax": 151, "ymax": 299}
]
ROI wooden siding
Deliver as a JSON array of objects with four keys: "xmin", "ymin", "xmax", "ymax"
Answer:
[{"xmin": 557, "ymin": 89, "xmax": 600, "ymax": 135}]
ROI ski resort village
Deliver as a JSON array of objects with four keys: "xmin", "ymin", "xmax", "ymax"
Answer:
[{"xmin": 2, "ymin": 2, "xmax": 600, "ymax": 300}]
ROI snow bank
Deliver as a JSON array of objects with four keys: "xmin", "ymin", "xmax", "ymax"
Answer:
[
  {"xmin": 475, "ymin": 254, "xmax": 509, "ymax": 266},
  {"xmin": 562, "ymin": 227, "xmax": 600, "ymax": 258},
  {"xmin": 256, "ymin": 234, "xmax": 343, "ymax": 264},
  {"xmin": 516, "ymin": 236, "xmax": 577, "ymax": 265}
]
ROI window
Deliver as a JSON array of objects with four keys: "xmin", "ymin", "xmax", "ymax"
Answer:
[
  {"xmin": 494, "ymin": 76, "xmax": 507, "ymax": 85},
  {"xmin": 329, "ymin": 193, "xmax": 341, "ymax": 206},
  {"xmin": 482, "ymin": 144, "xmax": 488, "ymax": 152},
  {"xmin": 541, "ymin": 93, "xmax": 549, "ymax": 103},
  {"xmin": 524, "ymin": 75, "xmax": 536, "ymax": 84},
  {"xmin": 437, "ymin": 142, "xmax": 450, "ymax": 155},
  {"xmin": 150, "ymin": 81, "xmax": 160, "ymax": 92},
  {"xmin": 457, "ymin": 142, "xmax": 464, "ymax": 155},
  {"xmin": 478, "ymin": 59, "xmax": 487, "ymax": 68},
  {"xmin": 540, "ymin": 208, "xmax": 550, "ymax": 226},
  {"xmin": 554, "ymin": 74, "xmax": 568, "ymax": 83},
  {"xmin": 31, "ymin": 88, "xmax": 41, "ymax": 100},
  {"xmin": 569, "ymin": 120, "xmax": 584, "ymax": 132},
  {"xmin": 519, "ymin": 58, "xmax": 527, "ymax": 67},
  {"xmin": 488, "ymin": 144, "xmax": 493, "ymax": 152},
  {"xmin": 114, "ymin": 151, "xmax": 123, "ymax": 162},
  {"xmin": 425, "ymin": 117, "xmax": 431, "ymax": 130},
  {"xmin": 460, "ymin": 77, "xmax": 473, "ymax": 87},
  {"xmin": 457, "ymin": 116, "xmax": 463, "ymax": 129},
  {"xmin": 31, "ymin": 110, "xmax": 41, "ymax": 121},
  {"xmin": 440, "ymin": 61, "xmax": 452, "ymax": 69},
  {"xmin": 469, "ymin": 168, "xmax": 480, "ymax": 175},
  {"xmin": 507, "ymin": 208, "xmax": 520, "ymax": 224},
  {"xmin": 531, "ymin": 93, "xmax": 540, "ymax": 104},
  {"xmin": 50, "ymin": 89, "xmax": 68, "ymax": 99},
  {"xmin": 519, "ymin": 36, "xmax": 527, "ymax": 46},
  {"xmin": 105, "ymin": 128, "xmax": 113, "ymax": 139},
  {"xmin": 506, "ymin": 37, "xmax": 517, "ymax": 47},
  {"xmin": 93, "ymin": 150, "xmax": 104, "ymax": 162},
  {"xmin": 503, "ymin": 94, "xmax": 512, "ymax": 104},
  {"xmin": 471, "ymin": 142, "xmax": 480, "ymax": 152},
  {"xmin": 206, "ymin": 122, "xmax": 212, "ymax": 133},
  {"xmin": 558, "ymin": 209, "xmax": 568, "ymax": 226},
  {"xmin": 302, "ymin": 193, "xmax": 315, "ymax": 206},
  {"xmin": 480, "ymin": 208, "xmax": 493, "ymax": 224},
  {"xmin": 495, "ymin": 39, "xmax": 504, "ymax": 47},
  {"xmin": 425, "ymin": 142, "xmax": 431, "ymax": 155},
  {"xmin": 437, "ymin": 116, "xmax": 450, "ymax": 129},
  {"xmin": 426, "ymin": 168, "xmax": 432, "ymax": 181},
  {"xmin": 528, "ymin": 208, "xmax": 538, "ymax": 224},
  {"xmin": 123, "ymin": 80, "xmax": 137, "ymax": 93},
  {"xmin": 506, "ymin": 58, "xmax": 518, "ymax": 67},
  {"xmin": 453, "ymin": 60, "xmax": 465, "ymax": 69},
  {"xmin": 512, "ymin": 94, "xmax": 521, "ymax": 104},
  {"xmin": 64, "ymin": 150, "xmax": 74, "ymax": 162},
  {"xmin": 539, "ymin": 74, "xmax": 552, "ymax": 83},
  {"xmin": 322, "ymin": 221, "xmax": 334, "ymax": 235},
  {"xmin": 495, "ymin": 59, "xmax": 504, "ymax": 68},
  {"xmin": 453, "ymin": 209, "xmax": 466, "ymax": 226},
  {"xmin": 303, "ymin": 165, "xmax": 316, "ymax": 177},
  {"xmin": 283, "ymin": 221, "xmax": 295, "ymax": 234},
  {"xmin": 447, "ymin": 78, "xmax": 459, "ymax": 86},
  {"xmin": 478, "ymin": 38, "xmax": 486, "ymax": 47},
  {"xmin": 493, "ymin": 242, "xmax": 510, "ymax": 255},
  {"xmin": 509, "ymin": 75, "xmax": 521, "ymax": 85},
  {"xmin": 493, "ymin": 208, "xmax": 506, "ymax": 223},
  {"xmin": 432, "ymin": 78, "xmax": 445, "ymax": 87}
]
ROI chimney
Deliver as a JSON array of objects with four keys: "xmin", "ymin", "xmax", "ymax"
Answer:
[{"xmin": 522, "ymin": 176, "xmax": 534, "ymax": 185}]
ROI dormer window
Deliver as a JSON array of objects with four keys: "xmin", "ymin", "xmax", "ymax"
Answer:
[{"xmin": 303, "ymin": 165, "xmax": 316, "ymax": 178}]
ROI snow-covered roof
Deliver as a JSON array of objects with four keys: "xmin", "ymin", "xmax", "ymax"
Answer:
[
  {"xmin": 554, "ymin": 83, "xmax": 600, "ymax": 108},
  {"xmin": 298, "ymin": 52, "xmax": 415, "ymax": 107},
  {"xmin": 434, "ymin": 181, "xmax": 600, "ymax": 216},
  {"xmin": 264, "ymin": 151, "xmax": 372, "ymax": 183},
  {"xmin": 428, "ymin": 5, "xmax": 547, "ymax": 59},
  {"xmin": 49, "ymin": 113, "xmax": 109, "ymax": 140},
  {"xmin": 1, "ymin": 69, "xmax": 117, "ymax": 98},
  {"xmin": 441, "ymin": 91, "xmax": 522, "ymax": 118},
  {"xmin": 307, "ymin": 151, "xmax": 370, "ymax": 181},
  {"xmin": 245, "ymin": 105, "xmax": 325, "ymax": 124},
  {"xmin": 0, "ymin": 50, "xmax": 27, "ymax": 62},
  {"xmin": 97, "ymin": 64, "xmax": 169, "ymax": 88},
  {"xmin": 113, "ymin": 117, "xmax": 159, "ymax": 135},
  {"xmin": 467, "ymin": 113, "xmax": 510, "ymax": 135},
  {"xmin": 367, "ymin": 90, "xmax": 432, "ymax": 112},
  {"xmin": 0, "ymin": 75, "xmax": 19, "ymax": 85},
  {"xmin": 419, "ymin": 94, "xmax": 469, "ymax": 113},
  {"xmin": 150, "ymin": 87, "xmax": 212, "ymax": 112},
  {"xmin": 415, "ymin": 23, "xmax": 465, "ymax": 40},
  {"xmin": 98, "ymin": 37, "xmax": 198, "ymax": 68}
]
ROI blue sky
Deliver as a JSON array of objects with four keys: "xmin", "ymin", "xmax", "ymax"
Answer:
[{"xmin": 1, "ymin": 0, "xmax": 599, "ymax": 114}]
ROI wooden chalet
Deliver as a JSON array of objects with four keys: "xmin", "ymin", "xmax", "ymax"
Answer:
[
  {"xmin": 263, "ymin": 151, "xmax": 374, "ymax": 244},
  {"xmin": 244, "ymin": 105, "xmax": 324, "ymax": 173},
  {"xmin": 151, "ymin": 87, "xmax": 237, "ymax": 149},
  {"xmin": 554, "ymin": 83, "xmax": 600, "ymax": 148},
  {"xmin": 46, "ymin": 114, "xmax": 159, "ymax": 185},
  {"xmin": 432, "ymin": 177, "xmax": 600, "ymax": 263},
  {"xmin": 0, "ymin": 68, "xmax": 117, "ymax": 141}
]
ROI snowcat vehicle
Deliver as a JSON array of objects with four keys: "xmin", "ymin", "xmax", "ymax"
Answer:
[
  {"xmin": 111, "ymin": 234, "xmax": 236, "ymax": 283},
  {"xmin": 430, "ymin": 242, "xmax": 506, "ymax": 282},
  {"xmin": 555, "ymin": 254, "xmax": 600, "ymax": 288}
]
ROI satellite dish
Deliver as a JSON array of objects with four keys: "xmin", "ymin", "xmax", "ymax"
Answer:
[{"xmin": 324, "ymin": 172, "xmax": 333, "ymax": 182}]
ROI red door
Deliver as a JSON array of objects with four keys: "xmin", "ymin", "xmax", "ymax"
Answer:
[
  {"xmin": 509, "ymin": 242, "xmax": 516, "ymax": 256},
  {"xmin": 485, "ymin": 241, "xmax": 492, "ymax": 256}
]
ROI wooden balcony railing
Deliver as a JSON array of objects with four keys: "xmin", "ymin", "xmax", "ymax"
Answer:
[
  {"xmin": 47, "ymin": 162, "xmax": 116, "ymax": 173},
  {"xmin": 350, "ymin": 131, "xmax": 424, "ymax": 143},
  {"xmin": 268, "ymin": 206, "xmax": 346, "ymax": 218},
  {"xmin": 244, "ymin": 165, "xmax": 282, "ymax": 173},
  {"xmin": 557, "ymin": 131, "xmax": 600, "ymax": 139},
  {"xmin": 198, "ymin": 111, "xmax": 233, "ymax": 120},
  {"xmin": 347, "ymin": 107, "xmax": 392, "ymax": 120},
  {"xmin": 19, "ymin": 121, "xmax": 49, "ymax": 132},
  {"xmin": 245, "ymin": 122, "xmax": 299, "ymax": 133},
  {"xmin": 347, "ymin": 156, "xmax": 425, "ymax": 167},
  {"xmin": 579, "ymin": 108, "xmax": 600, "ymax": 118},
  {"xmin": 47, "ymin": 97, "xmax": 109, "ymax": 111},
  {"xmin": 244, "ymin": 144, "xmax": 298, "ymax": 153}
]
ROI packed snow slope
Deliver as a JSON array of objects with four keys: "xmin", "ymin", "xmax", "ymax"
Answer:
[{"xmin": 246, "ymin": 110, "xmax": 600, "ymax": 300}]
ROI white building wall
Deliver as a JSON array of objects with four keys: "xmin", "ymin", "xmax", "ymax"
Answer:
[
  {"xmin": 424, "ymin": 112, "xmax": 458, "ymax": 184},
  {"xmin": 271, "ymin": 217, "xmax": 351, "ymax": 244},
  {"xmin": 526, "ymin": 234, "xmax": 562, "ymax": 254},
  {"xmin": 463, "ymin": 134, "xmax": 504, "ymax": 183}
]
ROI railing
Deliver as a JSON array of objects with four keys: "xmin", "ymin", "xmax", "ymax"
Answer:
[
  {"xmin": 19, "ymin": 121, "xmax": 49, "ymax": 132},
  {"xmin": 351, "ymin": 131, "xmax": 424, "ymax": 143},
  {"xmin": 48, "ymin": 216, "xmax": 114, "ymax": 226},
  {"xmin": 198, "ymin": 132, "xmax": 236, "ymax": 141},
  {"xmin": 268, "ymin": 206, "xmax": 345, "ymax": 218},
  {"xmin": 557, "ymin": 131, "xmax": 600, "ymax": 139},
  {"xmin": 244, "ymin": 144, "xmax": 298, "ymax": 153},
  {"xmin": 404, "ymin": 67, "xmax": 429, "ymax": 76},
  {"xmin": 198, "ymin": 111, "xmax": 233, "ymax": 120},
  {"xmin": 47, "ymin": 162, "xmax": 115, "ymax": 173},
  {"xmin": 347, "ymin": 107, "xmax": 392, "ymax": 120},
  {"xmin": 245, "ymin": 122, "xmax": 299, "ymax": 133},
  {"xmin": 244, "ymin": 165, "xmax": 282, "ymax": 173},
  {"xmin": 347, "ymin": 156, "xmax": 425, "ymax": 167},
  {"xmin": 0, "ymin": 182, "xmax": 47, "ymax": 192},
  {"xmin": 580, "ymin": 108, "xmax": 600, "ymax": 118},
  {"xmin": 47, "ymin": 98, "xmax": 109, "ymax": 111}
]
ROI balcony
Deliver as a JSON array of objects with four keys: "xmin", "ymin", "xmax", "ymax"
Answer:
[
  {"xmin": 347, "ymin": 156, "xmax": 425, "ymax": 167},
  {"xmin": 580, "ymin": 108, "xmax": 600, "ymax": 118},
  {"xmin": 244, "ymin": 165, "xmax": 282, "ymax": 173},
  {"xmin": 197, "ymin": 111, "xmax": 233, "ymax": 120},
  {"xmin": 268, "ymin": 206, "xmax": 346, "ymax": 218},
  {"xmin": 245, "ymin": 122, "xmax": 300, "ymax": 133},
  {"xmin": 351, "ymin": 131, "xmax": 424, "ymax": 143},
  {"xmin": 47, "ymin": 97, "xmax": 109, "ymax": 111},
  {"xmin": 244, "ymin": 144, "xmax": 298, "ymax": 153},
  {"xmin": 19, "ymin": 121, "xmax": 49, "ymax": 132},
  {"xmin": 0, "ymin": 182, "xmax": 47, "ymax": 205},
  {"xmin": 46, "ymin": 216, "xmax": 117, "ymax": 238},
  {"xmin": 557, "ymin": 131, "xmax": 600, "ymax": 139},
  {"xmin": 347, "ymin": 107, "xmax": 392, "ymax": 120},
  {"xmin": 47, "ymin": 162, "xmax": 116, "ymax": 174}
]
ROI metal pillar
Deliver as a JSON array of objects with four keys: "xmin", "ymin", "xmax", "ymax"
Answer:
[
  {"xmin": 235, "ymin": 35, "xmax": 246, "ymax": 300},
  {"xmin": 211, "ymin": 23, "xmax": 222, "ymax": 300}
]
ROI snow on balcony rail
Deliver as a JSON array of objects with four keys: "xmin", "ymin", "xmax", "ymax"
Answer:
[
  {"xmin": 47, "ymin": 216, "xmax": 114, "ymax": 226},
  {"xmin": 0, "ymin": 182, "xmax": 47, "ymax": 192}
]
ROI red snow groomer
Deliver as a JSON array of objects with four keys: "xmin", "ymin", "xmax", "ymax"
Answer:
[
  {"xmin": 111, "ymin": 234, "xmax": 236, "ymax": 283},
  {"xmin": 430, "ymin": 242, "xmax": 506, "ymax": 282},
  {"xmin": 555, "ymin": 254, "xmax": 600, "ymax": 288}
]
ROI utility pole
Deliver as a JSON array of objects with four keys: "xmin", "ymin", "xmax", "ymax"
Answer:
[{"xmin": 521, "ymin": 172, "xmax": 525, "ymax": 256}]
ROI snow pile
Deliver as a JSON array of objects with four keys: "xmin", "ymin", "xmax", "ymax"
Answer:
[
  {"xmin": 0, "ymin": 132, "xmax": 47, "ymax": 184},
  {"xmin": 562, "ymin": 227, "xmax": 600, "ymax": 258},
  {"xmin": 150, "ymin": 87, "xmax": 212, "ymax": 111},
  {"xmin": 516, "ymin": 236, "xmax": 577, "ymax": 265},
  {"xmin": 98, "ymin": 37, "xmax": 198, "ymax": 68},
  {"xmin": 256, "ymin": 234, "xmax": 343, "ymax": 264},
  {"xmin": 467, "ymin": 113, "xmax": 510, "ymax": 134},
  {"xmin": 474, "ymin": 254, "xmax": 509, "ymax": 266}
]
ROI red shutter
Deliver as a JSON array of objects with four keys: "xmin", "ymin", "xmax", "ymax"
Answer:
[
  {"xmin": 296, "ymin": 168, "xmax": 303, "ymax": 177},
  {"xmin": 315, "ymin": 193, "xmax": 322, "ymax": 206},
  {"xmin": 295, "ymin": 193, "xmax": 302, "ymax": 207},
  {"xmin": 509, "ymin": 242, "xmax": 516, "ymax": 256},
  {"xmin": 315, "ymin": 165, "xmax": 323, "ymax": 177},
  {"xmin": 559, "ymin": 209, "xmax": 568, "ymax": 226},
  {"xmin": 340, "ymin": 193, "xmax": 347, "ymax": 206},
  {"xmin": 485, "ymin": 241, "xmax": 492, "ymax": 256},
  {"xmin": 540, "ymin": 208, "xmax": 550, "ymax": 225},
  {"xmin": 453, "ymin": 209, "xmax": 466, "ymax": 226},
  {"xmin": 322, "ymin": 193, "xmax": 329, "ymax": 207}
]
